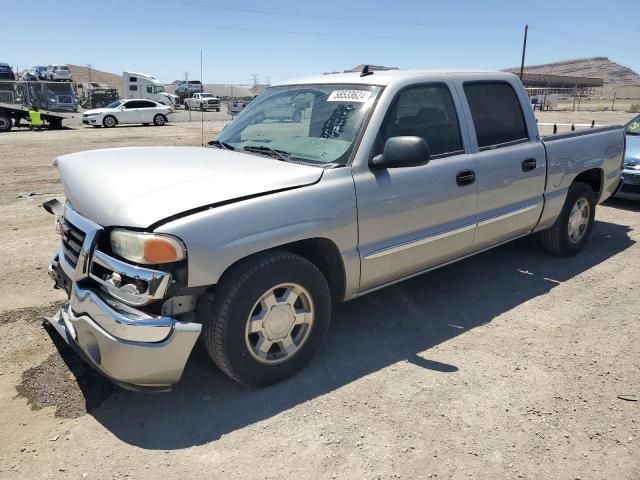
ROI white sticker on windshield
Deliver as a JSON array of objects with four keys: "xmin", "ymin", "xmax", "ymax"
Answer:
[{"xmin": 327, "ymin": 90, "xmax": 372, "ymax": 102}]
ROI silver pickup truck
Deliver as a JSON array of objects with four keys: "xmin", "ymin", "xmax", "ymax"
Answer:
[{"xmin": 45, "ymin": 70, "xmax": 625, "ymax": 391}]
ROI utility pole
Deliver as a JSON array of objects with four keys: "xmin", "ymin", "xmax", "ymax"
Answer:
[
  {"xmin": 86, "ymin": 63, "xmax": 93, "ymax": 83},
  {"xmin": 184, "ymin": 71, "xmax": 191, "ymax": 121},
  {"xmin": 611, "ymin": 89, "xmax": 617, "ymax": 111},
  {"xmin": 251, "ymin": 73, "xmax": 259, "ymax": 92},
  {"xmin": 519, "ymin": 24, "xmax": 528, "ymax": 80}
]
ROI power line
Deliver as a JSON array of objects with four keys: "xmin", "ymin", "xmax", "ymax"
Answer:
[
  {"xmin": 34, "ymin": 9, "xmax": 520, "ymax": 42},
  {"xmin": 153, "ymin": 0, "xmax": 522, "ymax": 30}
]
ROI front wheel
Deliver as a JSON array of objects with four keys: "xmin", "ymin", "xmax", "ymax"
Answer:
[
  {"xmin": 201, "ymin": 251, "xmax": 331, "ymax": 386},
  {"xmin": 102, "ymin": 115, "xmax": 117, "ymax": 128},
  {"xmin": 539, "ymin": 181, "xmax": 596, "ymax": 256},
  {"xmin": 153, "ymin": 114, "xmax": 166, "ymax": 126}
]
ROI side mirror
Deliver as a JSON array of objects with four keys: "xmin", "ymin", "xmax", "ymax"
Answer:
[{"xmin": 370, "ymin": 136, "xmax": 431, "ymax": 170}]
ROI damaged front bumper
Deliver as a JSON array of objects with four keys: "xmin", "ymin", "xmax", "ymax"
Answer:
[
  {"xmin": 48, "ymin": 256, "xmax": 201, "ymax": 391},
  {"xmin": 44, "ymin": 201, "xmax": 201, "ymax": 391}
]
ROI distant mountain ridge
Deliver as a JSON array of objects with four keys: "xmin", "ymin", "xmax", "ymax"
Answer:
[{"xmin": 506, "ymin": 57, "xmax": 640, "ymax": 97}]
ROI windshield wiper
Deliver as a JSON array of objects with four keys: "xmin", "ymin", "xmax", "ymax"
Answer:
[
  {"xmin": 241, "ymin": 145, "xmax": 291, "ymax": 162},
  {"xmin": 208, "ymin": 139, "xmax": 234, "ymax": 150}
]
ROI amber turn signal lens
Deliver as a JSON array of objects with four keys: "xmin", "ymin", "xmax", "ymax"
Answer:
[{"xmin": 144, "ymin": 238, "xmax": 178, "ymax": 263}]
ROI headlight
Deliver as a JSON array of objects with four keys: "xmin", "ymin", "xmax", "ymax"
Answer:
[{"xmin": 110, "ymin": 229, "xmax": 186, "ymax": 264}]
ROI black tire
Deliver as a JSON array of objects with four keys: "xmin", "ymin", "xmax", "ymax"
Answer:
[
  {"xmin": 185, "ymin": 103, "xmax": 190, "ymax": 110},
  {"xmin": 200, "ymin": 104, "xmax": 205, "ymax": 112},
  {"xmin": 153, "ymin": 114, "xmax": 166, "ymax": 126},
  {"xmin": 201, "ymin": 250, "xmax": 332, "ymax": 386},
  {"xmin": 102, "ymin": 115, "xmax": 117, "ymax": 128},
  {"xmin": 539, "ymin": 181, "xmax": 596, "ymax": 256},
  {"xmin": 215, "ymin": 108, "xmax": 220, "ymax": 112},
  {"xmin": 0, "ymin": 114, "xmax": 12, "ymax": 132}
]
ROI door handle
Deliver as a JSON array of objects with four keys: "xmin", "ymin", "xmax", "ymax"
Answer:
[
  {"xmin": 521, "ymin": 158, "xmax": 537, "ymax": 172},
  {"xmin": 456, "ymin": 169, "xmax": 476, "ymax": 186}
]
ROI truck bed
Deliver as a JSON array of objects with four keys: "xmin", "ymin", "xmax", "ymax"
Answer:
[{"xmin": 535, "ymin": 124, "xmax": 625, "ymax": 230}]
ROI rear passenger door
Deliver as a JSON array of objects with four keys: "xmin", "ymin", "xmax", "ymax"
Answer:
[
  {"xmin": 461, "ymin": 81, "xmax": 546, "ymax": 248},
  {"xmin": 354, "ymin": 83, "xmax": 478, "ymax": 291},
  {"xmin": 138, "ymin": 100, "xmax": 158, "ymax": 122}
]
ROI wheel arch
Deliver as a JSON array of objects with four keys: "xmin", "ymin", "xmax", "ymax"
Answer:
[
  {"xmin": 213, "ymin": 238, "xmax": 348, "ymax": 304},
  {"xmin": 572, "ymin": 168, "xmax": 603, "ymax": 201}
]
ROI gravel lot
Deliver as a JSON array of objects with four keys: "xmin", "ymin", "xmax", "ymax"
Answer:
[{"xmin": 0, "ymin": 112, "xmax": 638, "ymax": 480}]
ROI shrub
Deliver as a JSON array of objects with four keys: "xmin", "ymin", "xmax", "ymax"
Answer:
[{"xmin": 629, "ymin": 103, "xmax": 640, "ymax": 113}]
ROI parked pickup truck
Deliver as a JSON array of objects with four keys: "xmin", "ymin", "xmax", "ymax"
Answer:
[
  {"xmin": 44, "ymin": 70, "xmax": 625, "ymax": 391},
  {"xmin": 184, "ymin": 92, "xmax": 221, "ymax": 112}
]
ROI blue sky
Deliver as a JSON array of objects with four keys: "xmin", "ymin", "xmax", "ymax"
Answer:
[{"xmin": 3, "ymin": 0, "xmax": 637, "ymax": 85}]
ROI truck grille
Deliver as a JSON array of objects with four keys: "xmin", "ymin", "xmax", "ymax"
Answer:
[{"xmin": 61, "ymin": 218, "xmax": 86, "ymax": 268}]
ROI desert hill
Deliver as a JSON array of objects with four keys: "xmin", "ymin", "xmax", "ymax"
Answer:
[{"xmin": 507, "ymin": 57, "xmax": 640, "ymax": 97}]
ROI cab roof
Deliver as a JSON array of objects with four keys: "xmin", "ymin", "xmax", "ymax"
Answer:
[{"xmin": 275, "ymin": 69, "xmax": 519, "ymax": 87}]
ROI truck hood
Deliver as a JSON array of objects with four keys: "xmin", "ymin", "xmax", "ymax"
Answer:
[{"xmin": 55, "ymin": 147, "xmax": 324, "ymax": 228}]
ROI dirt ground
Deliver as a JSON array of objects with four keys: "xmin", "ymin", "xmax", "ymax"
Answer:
[{"xmin": 0, "ymin": 113, "xmax": 638, "ymax": 480}]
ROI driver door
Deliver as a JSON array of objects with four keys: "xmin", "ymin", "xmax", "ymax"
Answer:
[
  {"xmin": 118, "ymin": 101, "xmax": 140, "ymax": 124},
  {"xmin": 353, "ymin": 83, "xmax": 478, "ymax": 291}
]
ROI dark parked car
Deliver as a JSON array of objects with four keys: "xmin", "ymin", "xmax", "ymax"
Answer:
[{"xmin": 0, "ymin": 63, "xmax": 16, "ymax": 81}]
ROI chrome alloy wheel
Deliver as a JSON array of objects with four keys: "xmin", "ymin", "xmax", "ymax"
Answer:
[
  {"xmin": 567, "ymin": 197, "xmax": 590, "ymax": 244},
  {"xmin": 103, "ymin": 116, "xmax": 116, "ymax": 127},
  {"xmin": 245, "ymin": 283, "xmax": 315, "ymax": 364}
]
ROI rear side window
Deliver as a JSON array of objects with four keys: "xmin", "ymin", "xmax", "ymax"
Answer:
[
  {"xmin": 381, "ymin": 83, "xmax": 463, "ymax": 157},
  {"xmin": 464, "ymin": 82, "xmax": 528, "ymax": 149},
  {"xmin": 139, "ymin": 101, "xmax": 156, "ymax": 108},
  {"xmin": 129, "ymin": 85, "xmax": 138, "ymax": 91}
]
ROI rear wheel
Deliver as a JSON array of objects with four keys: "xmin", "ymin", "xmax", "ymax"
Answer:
[
  {"xmin": 201, "ymin": 251, "xmax": 331, "ymax": 386},
  {"xmin": 539, "ymin": 181, "xmax": 596, "ymax": 256},
  {"xmin": 153, "ymin": 114, "xmax": 166, "ymax": 126},
  {"xmin": 102, "ymin": 115, "xmax": 117, "ymax": 128},
  {"xmin": 0, "ymin": 114, "xmax": 12, "ymax": 132}
]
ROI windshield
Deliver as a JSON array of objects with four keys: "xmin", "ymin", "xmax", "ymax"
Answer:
[
  {"xmin": 626, "ymin": 114, "xmax": 640, "ymax": 135},
  {"xmin": 106, "ymin": 100, "xmax": 123, "ymax": 109},
  {"xmin": 201, "ymin": 93, "xmax": 213, "ymax": 97},
  {"xmin": 216, "ymin": 84, "xmax": 380, "ymax": 165}
]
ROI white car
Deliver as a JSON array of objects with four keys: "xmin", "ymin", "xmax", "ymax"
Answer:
[
  {"xmin": 46, "ymin": 64, "xmax": 73, "ymax": 81},
  {"xmin": 82, "ymin": 99, "xmax": 172, "ymax": 128}
]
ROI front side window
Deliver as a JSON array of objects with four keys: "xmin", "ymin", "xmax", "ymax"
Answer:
[
  {"xmin": 123, "ymin": 101, "xmax": 138, "ymax": 109},
  {"xmin": 154, "ymin": 85, "xmax": 165, "ymax": 93},
  {"xmin": 381, "ymin": 83, "xmax": 463, "ymax": 157},
  {"xmin": 464, "ymin": 82, "xmax": 528, "ymax": 149},
  {"xmin": 216, "ymin": 84, "xmax": 381, "ymax": 165},
  {"xmin": 626, "ymin": 114, "xmax": 640, "ymax": 135}
]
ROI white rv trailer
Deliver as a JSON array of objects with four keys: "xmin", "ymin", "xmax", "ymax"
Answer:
[{"xmin": 122, "ymin": 72, "xmax": 177, "ymax": 106}]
